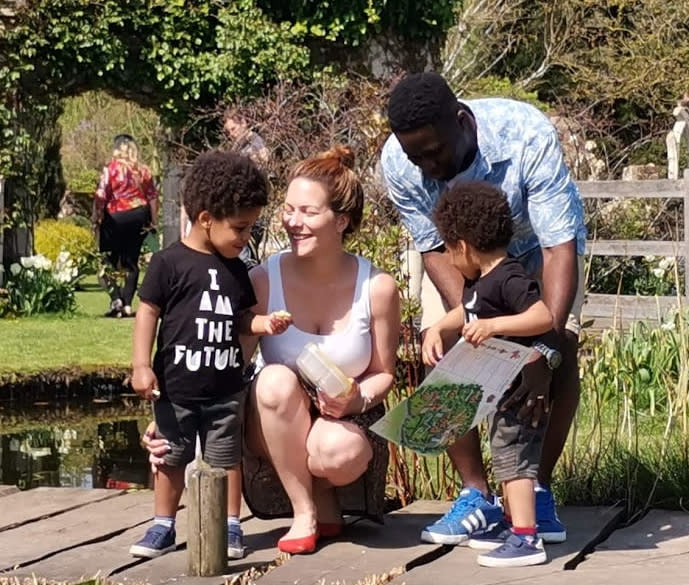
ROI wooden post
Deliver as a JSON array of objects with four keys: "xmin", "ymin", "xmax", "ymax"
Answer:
[
  {"xmin": 161, "ymin": 164, "xmax": 184, "ymax": 249},
  {"xmin": 187, "ymin": 464, "xmax": 227, "ymax": 576}
]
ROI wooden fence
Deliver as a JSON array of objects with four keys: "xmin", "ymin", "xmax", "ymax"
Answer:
[{"xmin": 578, "ymin": 169, "xmax": 689, "ymax": 330}]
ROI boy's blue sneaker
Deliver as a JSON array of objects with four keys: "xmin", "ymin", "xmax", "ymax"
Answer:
[
  {"xmin": 129, "ymin": 524, "xmax": 176, "ymax": 558},
  {"xmin": 535, "ymin": 484, "xmax": 567, "ymax": 543},
  {"xmin": 227, "ymin": 523, "xmax": 245, "ymax": 559},
  {"xmin": 468, "ymin": 519, "xmax": 513, "ymax": 550},
  {"xmin": 477, "ymin": 533, "xmax": 547, "ymax": 567},
  {"xmin": 420, "ymin": 488, "xmax": 503, "ymax": 545}
]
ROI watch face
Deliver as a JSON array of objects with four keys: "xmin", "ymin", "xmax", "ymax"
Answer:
[{"xmin": 550, "ymin": 351, "xmax": 563, "ymax": 369}]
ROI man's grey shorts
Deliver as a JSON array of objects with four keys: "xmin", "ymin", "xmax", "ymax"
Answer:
[{"xmin": 153, "ymin": 393, "xmax": 245, "ymax": 469}]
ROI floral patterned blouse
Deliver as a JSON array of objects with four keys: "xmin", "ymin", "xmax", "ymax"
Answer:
[{"xmin": 94, "ymin": 159, "xmax": 158, "ymax": 215}]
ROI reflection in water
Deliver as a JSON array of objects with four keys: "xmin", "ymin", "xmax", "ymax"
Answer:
[{"xmin": 0, "ymin": 417, "xmax": 152, "ymax": 490}]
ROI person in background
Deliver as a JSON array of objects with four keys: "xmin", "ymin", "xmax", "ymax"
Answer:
[
  {"xmin": 179, "ymin": 109, "xmax": 270, "ymax": 247},
  {"xmin": 92, "ymin": 134, "xmax": 158, "ymax": 318},
  {"xmin": 381, "ymin": 71, "xmax": 586, "ymax": 546},
  {"xmin": 128, "ymin": 150, "xmax": 291, "ymax": 560}
]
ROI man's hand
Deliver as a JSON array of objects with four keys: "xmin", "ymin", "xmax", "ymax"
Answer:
[
  {"xmin": 500, "ymin": 356, "xmax": 553, "ymax": 427},
  {"xmin": 462, "ymin": 318, "xmax": 496, "ymax": 347}
]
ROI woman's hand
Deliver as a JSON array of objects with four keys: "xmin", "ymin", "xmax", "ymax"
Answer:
[
  {"xmin": 316, "ymin": 382, "xmax": 363, "ymax": 419},
  {"xmin": 140, "ymin": 421, "xmax": 170, "ymax": 473}
]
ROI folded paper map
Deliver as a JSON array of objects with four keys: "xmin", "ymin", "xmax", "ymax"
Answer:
[{"xmin": 370, "ymin": 337, "xmax": 534, "ymax": 455}]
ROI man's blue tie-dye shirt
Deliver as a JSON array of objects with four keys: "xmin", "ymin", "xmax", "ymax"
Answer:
[{"xmin": 381, "ymin": 98, "xmax": 586, "ymax": 271}]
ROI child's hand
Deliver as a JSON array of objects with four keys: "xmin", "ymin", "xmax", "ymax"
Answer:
[
  {"xmin": 131, "ymin": 365, "xmax": 160, "ymax": 401},
  {"xmin": 421, "ymin": 327, "xmax": 444, "ymax": 366},
  {"xmin": 265, "ymin": 310, "xmax": 292, "ymax": 335},
  {"xmin": 462, "ymin": 318, "xmax": 495, "ymax": 347}
]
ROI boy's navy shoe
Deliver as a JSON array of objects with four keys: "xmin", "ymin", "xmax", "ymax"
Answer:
[
  {"xmin": 468, "ymin": 519, "xmax": 512, "ymax": 550},
  {"xmin": 477, "ymin": 533, "xmax": 547, "ymax": 567},
  {"xmin": 227, "ymin": 523, "xmax": 245, "ymax": 559},
  {"xmin": 420, "ymin": 487, "xmax": 503, "ymax": 545},
  {"xmin": 129, "ymin": 524, "xmax": 176, "ymax": 558},
  {"xmin": 535, "ymin": 484, "xmax": 567, "ymax": 543}
]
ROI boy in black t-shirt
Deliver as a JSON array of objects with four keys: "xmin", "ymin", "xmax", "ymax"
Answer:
[
  {"xmin": 421, "ymin": 181, "xmax": 557, "ymax": 568},
  {"xmin": 129, "ymin": 151, "xmax": 291, "ymax": 560}
]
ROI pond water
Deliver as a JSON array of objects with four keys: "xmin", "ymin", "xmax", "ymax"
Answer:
[{"xmin": 0, "ymin": 395, "xmax": 152, "ymax": 490}]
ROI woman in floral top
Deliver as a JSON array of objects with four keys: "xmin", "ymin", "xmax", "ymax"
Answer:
[{"xmin": 92, "ymin": 134, "xmax": 158, "ymax": 317}]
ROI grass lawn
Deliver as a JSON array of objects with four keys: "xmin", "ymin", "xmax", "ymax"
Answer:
[{"xmin": 0, "ymin": 277, "xmax": 136, "ymax": 374}]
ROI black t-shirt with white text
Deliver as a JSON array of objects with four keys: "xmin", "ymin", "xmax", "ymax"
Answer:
[
  {"xmin": 138, "ymin": 241, "xmax": 257, "ymax": 403},
  {"xmin": 462, "ymin": 257, "xmax": 542, "ymax": 346}
]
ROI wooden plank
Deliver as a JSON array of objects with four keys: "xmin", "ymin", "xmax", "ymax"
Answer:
[
  {"xmin": 577, "ymin": 179, "xmax": 685, "ymax": 199},
  {"xmin": 0, "ymin": 486, "xmax": 18, "ymax": 498},
  {"xmin": 0, "ymin": 487, "xmax": 124, "ymax": 532},
  {"xmin": 583, "ymin": 293, "xmax": 683, "ymax": 322},
  {"xmin": 574, "ymin": 509, "xmax": 689, "ymax": 571},
  {"xmin": 395, "ymin": 505, "xmax": 624, "ymax": 585},
  {"xmin": 0, "ymin": 491, "xmax": 152, "ymax": 571},
  {"xmin": 585, "ymin": 240, "xmax": 684, "ymax": 257},
  {"xmin": 253, "ymin": 500, "xmax": 449, "ymax": 585},
  {"xmin": 115, "ymin": 514, "xmax": 291, "ymax": 585},
  {"xmin": 16, "ymin": 506, "xmax": 191, "ymax": 582}
]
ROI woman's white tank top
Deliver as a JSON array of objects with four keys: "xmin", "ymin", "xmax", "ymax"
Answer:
[{"xmin": 259, "ymin": 252, "xmax": 373, "ymax": 379}]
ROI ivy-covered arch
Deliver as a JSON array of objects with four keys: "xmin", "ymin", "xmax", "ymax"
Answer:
[{"xmin": 0, "ymin": 0, "xmax": 453, "ymax": 262}]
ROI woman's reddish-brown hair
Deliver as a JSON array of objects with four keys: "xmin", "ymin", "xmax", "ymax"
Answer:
[{"xmin": 289, "ymin": 144, "xmax": 364, "ymax": 237}]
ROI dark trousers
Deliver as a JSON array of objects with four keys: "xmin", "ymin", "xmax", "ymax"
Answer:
[{"xmin": 99, "ymin": 205, "xmax": 151, "ymax": 306}]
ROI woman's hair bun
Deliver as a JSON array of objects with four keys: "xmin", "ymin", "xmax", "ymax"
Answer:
[{"xmin": 320, "ymin": 144, "xmax": 355, "ymax": 169}]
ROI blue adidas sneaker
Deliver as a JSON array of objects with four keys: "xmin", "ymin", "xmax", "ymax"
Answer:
[
  {"xmin": 535, "ymin": 484, "xmax": 566, "ymax": 543},
  {"xmin": 421, "ymin": 487, "xmax": 504, "ymax": 545},
  {"xmin": 477, "ymin": 533, "xmax": 547, "ymax": 567},
  {"xmin": 129, "ymin": 524, "xmax": 176, "ymax": 558}
]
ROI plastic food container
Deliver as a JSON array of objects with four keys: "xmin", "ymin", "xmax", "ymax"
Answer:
[{"xmin": 296, "ymin": 342, "xmax": 353, "ymax": 398}]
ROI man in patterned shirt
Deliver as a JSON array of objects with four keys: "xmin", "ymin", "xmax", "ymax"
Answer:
[{"xmin": 381, "ymin": 72, "xmax": 586, "ymax": 547}]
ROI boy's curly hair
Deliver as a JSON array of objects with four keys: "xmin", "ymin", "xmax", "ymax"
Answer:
[
  {"xmin": 433, "ymin": 181, "xmax": 513, "ymax": 251},
  {"xmin": 183, "ymin": 150, "xmax": 268, "ymax": 221}
]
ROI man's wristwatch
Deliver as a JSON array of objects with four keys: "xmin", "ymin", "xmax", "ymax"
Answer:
[{"xmin": 532, "ymin": 341, "xmax": 562, "ymax": 370}]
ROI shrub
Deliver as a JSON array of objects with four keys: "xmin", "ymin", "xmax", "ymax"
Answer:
[
  {"xmin": 0, "ymin": 252, "xmax": 80, "ymax": 317},
  {"xmin": 34, "ymin": 219, "xmax": 97, "ymax": 274}
]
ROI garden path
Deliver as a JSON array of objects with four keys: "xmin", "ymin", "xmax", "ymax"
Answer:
[{"xmin": 1, "ymin": 487, "xmax": 688, "ymax": 585}]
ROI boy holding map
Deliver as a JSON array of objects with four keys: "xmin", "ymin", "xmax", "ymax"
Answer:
[
  {"xmin": 422, "ymin": 180, "xmax": 560, "ymax": 567},
  {"xmin": 128, "ymin": 150, "xmax": 291, "ymax": 560}
]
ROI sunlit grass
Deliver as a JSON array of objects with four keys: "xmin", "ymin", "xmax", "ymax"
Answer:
[{"xmin": 0, "ymin": 277, "xmax": 136, "ymax": 373}]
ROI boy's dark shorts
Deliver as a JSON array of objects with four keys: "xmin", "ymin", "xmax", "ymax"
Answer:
[
  {"xmin": 489, "ymin": 393, "xmax": 549, "ymax": 484},
  {"xmin": 153, "ymin": 393, "xmax": 245, "ymax": 469}
]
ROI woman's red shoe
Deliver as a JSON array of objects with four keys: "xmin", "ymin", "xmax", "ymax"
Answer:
[{"xmin": 277, "ymin": 530, "xmax": 319, "ymax": 554}]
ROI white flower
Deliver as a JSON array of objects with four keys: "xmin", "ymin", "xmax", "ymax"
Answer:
[
  {"xmin": 659, "ymin": 256, "xmax": 675, "ymax": 271},
  {"xmin": 644, "ymin": 255, "xmax": 656, "ymax": 264},
  {"xmin": 57, "ymin": 250, "xmax": 70, "ymax": 264},
  {"xmin": 652, "ymin": 267, "xmax": 665, "ymax": 278},
  {"xmin": 20, "ymin": 256, "xmax": 35, "ymax": 269},
  {"xmin": 661, "ymin": 321, "xmax": 676, "ymax": 331},
  {"xmin": 34, "ymin": 255, "xmax": 52, "ymax": 271},
  {"xmin": 25, "ymin": 269, "xmax": 34, "ymax": 279},
  {"xmin": 9, "ymin": 263, "xmax": 21, "ymax": 276}
]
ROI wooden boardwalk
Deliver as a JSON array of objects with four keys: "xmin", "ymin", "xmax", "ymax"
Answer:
[{"xmin": 1, "ymin": 487, "xmax": 689, "ymax": 585}]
